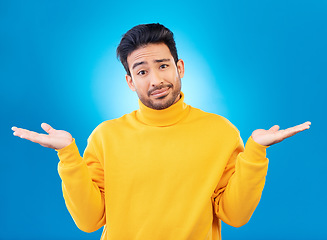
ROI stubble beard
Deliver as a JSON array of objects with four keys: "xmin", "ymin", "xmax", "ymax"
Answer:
[{"xmin": 137, "ymin": 78, "xmax": 182, "ymax": 110}]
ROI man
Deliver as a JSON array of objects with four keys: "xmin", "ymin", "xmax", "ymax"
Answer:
[{"xmin": 11, "ymin": 23, "xmax": 311, "ymax": 240}]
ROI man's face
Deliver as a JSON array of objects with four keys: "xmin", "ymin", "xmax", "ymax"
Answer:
[{"xmin": 125, "ymin": 43, "xmax": 185, "ymax": 110}]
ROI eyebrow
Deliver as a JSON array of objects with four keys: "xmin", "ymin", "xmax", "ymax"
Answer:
[{"xmin": 132, "ymin": 58, "xmax": 171, "ymax": 70}]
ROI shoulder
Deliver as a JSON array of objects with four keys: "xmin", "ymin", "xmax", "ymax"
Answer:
[
  {"xmin": 88, "ymin": 111, "xmax": 137, "ymax": 139},
  {"xmin": 188, "ymin": 106, "xmax": 239, "ymax": 134},
  {"xmin": 186, "ymin": 106, "xmax": 242, "ymax": 148}
]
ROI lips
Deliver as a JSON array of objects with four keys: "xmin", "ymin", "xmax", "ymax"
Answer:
[{"xmin": 150, "ymin": 87, "xmax": 170, "ymax": 98}]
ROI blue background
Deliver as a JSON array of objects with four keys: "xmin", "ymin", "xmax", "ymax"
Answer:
[{"xmin": 1, "ymin": 0, "xmax": 326, "ymax": 239}]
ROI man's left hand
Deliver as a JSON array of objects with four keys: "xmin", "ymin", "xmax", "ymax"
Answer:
[{"xmin": 251, "ymin": 121, "xmax": 311, "ymax": 146}]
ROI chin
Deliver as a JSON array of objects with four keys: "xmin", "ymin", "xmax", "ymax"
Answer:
[{"xmin": 152, "ymin": 96, "xmax": 177, "ymax": 110}]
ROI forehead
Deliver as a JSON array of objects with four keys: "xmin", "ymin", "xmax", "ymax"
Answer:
[{"xmin": 127, "ymin": 43, "xmax": 173, "ymax": 67}]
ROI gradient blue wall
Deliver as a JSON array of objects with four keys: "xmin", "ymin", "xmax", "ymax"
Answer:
[{"xmin": 1, "ymin": 1, "xmax": 326, "ymax": 239}]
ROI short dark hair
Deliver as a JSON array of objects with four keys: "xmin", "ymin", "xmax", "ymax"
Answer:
[{"xmin": 116, "ymin": 23, "xmax": 179, "ymax": 76}]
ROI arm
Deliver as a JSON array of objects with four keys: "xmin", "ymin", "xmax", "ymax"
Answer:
[
  {"xmin": 212, "ymin": 136, "xmax": 268, "ymax": 227},
  {"xmin": 11, "ymin": 123, "xmax": 105, "ymax": 232},
  {"xmin": 56, "ymin": 137, "xmax": 105, "ymax": 232},
  {"xmin": 211, "ymin": 121, "xmax": 311, "ymax": 227}
]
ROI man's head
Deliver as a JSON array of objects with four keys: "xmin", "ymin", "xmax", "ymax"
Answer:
[
  {"xmin": 116, "ymin": 23, "xmax": 184, "ymax": 110},
  {"xmin": 117, "ymin": 23, "xmax": 179, "ymax": 76}
]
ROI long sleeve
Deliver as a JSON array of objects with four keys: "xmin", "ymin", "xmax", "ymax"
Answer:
[
  {"xmin": 52, "ymin": 98, "xmax": 270, "ymax": 239},
  {"xmin": 211, "ymin": 136, "xmax": 269, "ymax": 227},
  {"xmin": 56, "ymin": 138, "xmax": 106, "ymax": 233}
]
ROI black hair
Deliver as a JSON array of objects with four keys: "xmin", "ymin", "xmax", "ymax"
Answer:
[{"xmin": 116, "ymin": 23, "xmax": 179, "ymax": 76}]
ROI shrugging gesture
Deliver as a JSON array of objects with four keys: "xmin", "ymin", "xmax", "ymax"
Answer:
[
  {"xmin": 12, "ymin": 121, "xmax": 311, "ymax": 149},
  {"xmin": 251, "ymin": 121, "xmax": 311, "ymax": 146},
  {"xmin": 11, "ymin": 123, "xmax": 73, "ymax": 150}
]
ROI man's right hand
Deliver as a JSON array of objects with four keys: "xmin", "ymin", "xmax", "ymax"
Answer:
[{"xmin": 11, "ymin": 123, "xmax": 73, "ymax": 150}]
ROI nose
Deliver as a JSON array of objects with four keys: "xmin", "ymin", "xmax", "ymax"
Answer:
[{"xmin": 150, "ymin": 70, "xmax": 163, "ymax": 87}]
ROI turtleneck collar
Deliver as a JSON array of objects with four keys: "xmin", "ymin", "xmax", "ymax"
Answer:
[{"xmin": 136, "ymin": 92, "xmax": 190, "ymax": 127}]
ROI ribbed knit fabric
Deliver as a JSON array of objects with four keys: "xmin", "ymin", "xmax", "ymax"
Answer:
[{"xmin": 57, "ymin": 92, "xmax": 269, "ymax": 240}]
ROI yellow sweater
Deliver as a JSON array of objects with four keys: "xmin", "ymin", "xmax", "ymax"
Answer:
[{"xmin": 56, "ymin": 92, "xmax": 269, "ymax": 240}]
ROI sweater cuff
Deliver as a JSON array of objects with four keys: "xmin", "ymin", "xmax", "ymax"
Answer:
[
  {"xmin": 243, "ymin": 136, "xmax": 269, "ymax": 163},
  {"xmin": 55, "ymin": 138, "xmax": 83, "ymax": 166}
]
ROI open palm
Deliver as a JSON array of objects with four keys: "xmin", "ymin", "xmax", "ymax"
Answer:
[
  {"xmin": 251, "ymin": 121, "xmax": 311, "ymax": 146},
  {"xmin": 12, "ymin": 123, "xmax": 73, "ymax": 150}
]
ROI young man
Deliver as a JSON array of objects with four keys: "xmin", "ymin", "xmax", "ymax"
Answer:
[{"xmin": 11, "ymin": 23, "xmax": 311, "ymax": 240}]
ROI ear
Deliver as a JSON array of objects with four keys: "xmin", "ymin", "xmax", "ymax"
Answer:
[
  {"xmin": 176, "ymin": 59, "xmax": 185, "ymax": 78},
  {"xmin": 125, "ymin": 74, "xmax": 136, "ymax": 91}
]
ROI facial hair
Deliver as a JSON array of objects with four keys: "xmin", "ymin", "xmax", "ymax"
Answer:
[{"xmin": 135, "ymin": 76, "xmax": 182, "ymax": 110}]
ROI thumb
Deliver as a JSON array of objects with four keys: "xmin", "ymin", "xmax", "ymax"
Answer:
[
  {"xmin": 268, "ymin": 125, "xmax": 280, "ymax": 133},
  {"xmin": 41, "ymin": 123, "xmax": 55, "ymax": 134}
]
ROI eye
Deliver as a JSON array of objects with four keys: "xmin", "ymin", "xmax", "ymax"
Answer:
[
  {"xmin": 137, "ymin": 70, "xmax": 147, "ymax": 76},
  {"xmin": 160, "ymin": 64, "xmax": 168, "ymax": 69}
]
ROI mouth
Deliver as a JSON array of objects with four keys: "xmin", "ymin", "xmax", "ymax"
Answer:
[{"xmin": 150, "ymin": 87, "xmax": 170, "ymax": 98}]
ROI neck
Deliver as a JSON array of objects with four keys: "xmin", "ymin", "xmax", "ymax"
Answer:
[{"xmin": 136, "ymin": 92, "xmax": 189, "ymax": 127}]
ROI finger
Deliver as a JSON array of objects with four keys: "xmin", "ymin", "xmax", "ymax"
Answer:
[
  {"xmin": 295, "ymin": 121, "xmax": 311, "ymax": 128},
  {"xmin": 12, "ymin": 127, "xmax": 37, "ymax": 139},
  {"xmin": 268, "ymin": 125, "xmax": 280, "ymax": 133},
  {"xmin": 11, "ymin": 126, "xmax": 32, "ymax": 136},
  {"xmin": 12, "ymin": 127, "xmax": 43, "ymax": 143},
  {"xmin": 41, "ymin": 123, "xmax": 55, "ymax": 134},
  {"xmin": 276, "ymin": 122, "xmax": 311, "ymax": 141},
  {"xmin": 286, "ymin": 122, "xmax": 311, "ymax": 133}
]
